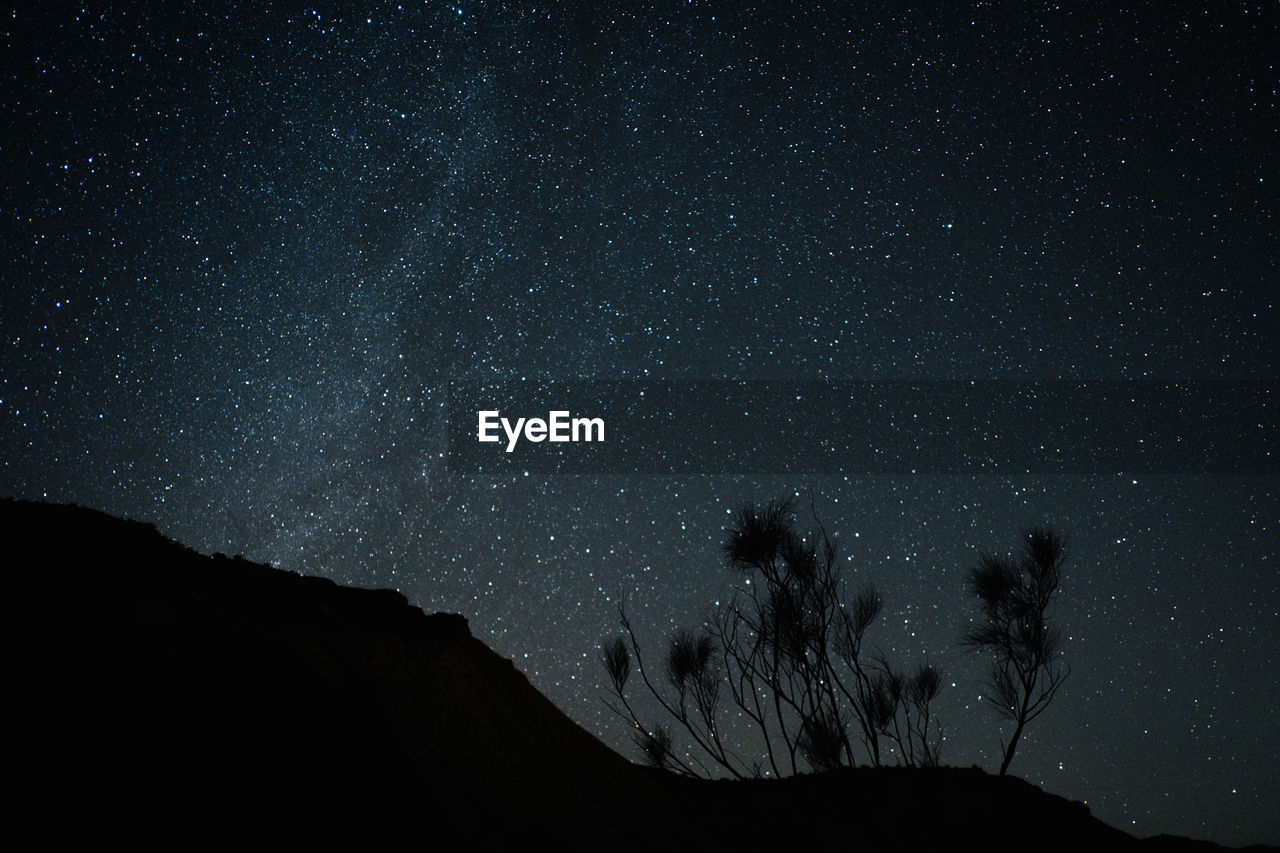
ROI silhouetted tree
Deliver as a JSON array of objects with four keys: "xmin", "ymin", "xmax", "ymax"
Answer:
[
  {"xmin": 601, "ymin": 496, "xmax": 944, "ymax": 777},
  {"xmin": 635, "ymin": 723, "xmax": 677, "ymax": 771},
  {"xmin": 877, "ymin": 659, "xmax": 945, "ymax": 768},
  {"xmin": 962, "ymin": 526, "xmax": 1070, "ymax": 776}
]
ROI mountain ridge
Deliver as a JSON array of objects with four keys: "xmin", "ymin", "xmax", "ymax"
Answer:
[{"xmin": 3, "ymin": 498, "xmax": 1268, "ymax": 849}]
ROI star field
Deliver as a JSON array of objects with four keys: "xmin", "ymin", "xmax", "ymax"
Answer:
[{"xmin": 1, "ymin": 2, "xmax": 1275, "ymax": 845}]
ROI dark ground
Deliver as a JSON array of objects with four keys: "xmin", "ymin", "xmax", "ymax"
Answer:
[{"xmin": 5, "ymin": 499, "xmax": 1271, "ymax": 850}]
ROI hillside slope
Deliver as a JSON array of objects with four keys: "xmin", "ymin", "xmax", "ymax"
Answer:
[
  {"xmin": 4, "ymin": 498, "xmax": 666, "ymax": 842},
  {"xmin": 3, "ymin": 499, "xmax": 1261, "ymax": 849}
]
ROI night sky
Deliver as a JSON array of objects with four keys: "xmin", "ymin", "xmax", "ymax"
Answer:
[{"xmin": 2, "ymin": 2, "xmax": 1276, "ymax": 845}]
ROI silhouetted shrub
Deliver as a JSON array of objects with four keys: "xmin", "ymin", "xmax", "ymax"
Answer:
[
  {"xmin": 962, "ymin": 527, "xmax": 1070, "ymax": 775},
  {"xmin": 601, "ymin": 496, "xmax": 944, "ymax": 777}
]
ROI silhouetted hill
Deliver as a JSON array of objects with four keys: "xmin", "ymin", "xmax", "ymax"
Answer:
[
  {"xmin": 4, "ymin": 499, "xmax": 1268, "ymax": 849},
  {"xmin": 3, "ymin": 498, "xmax": 668, "ymax": 844}
]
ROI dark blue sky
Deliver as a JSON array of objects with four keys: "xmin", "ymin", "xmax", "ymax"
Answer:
[{"xmin": 2, "ymin": 2, "xmax": 1275, "ymax": 845}]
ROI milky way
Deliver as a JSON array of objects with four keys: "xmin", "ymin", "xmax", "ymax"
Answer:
[{"xmin": 1, "ymin": 3, "xmax": 1275, "ymax": 844}]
